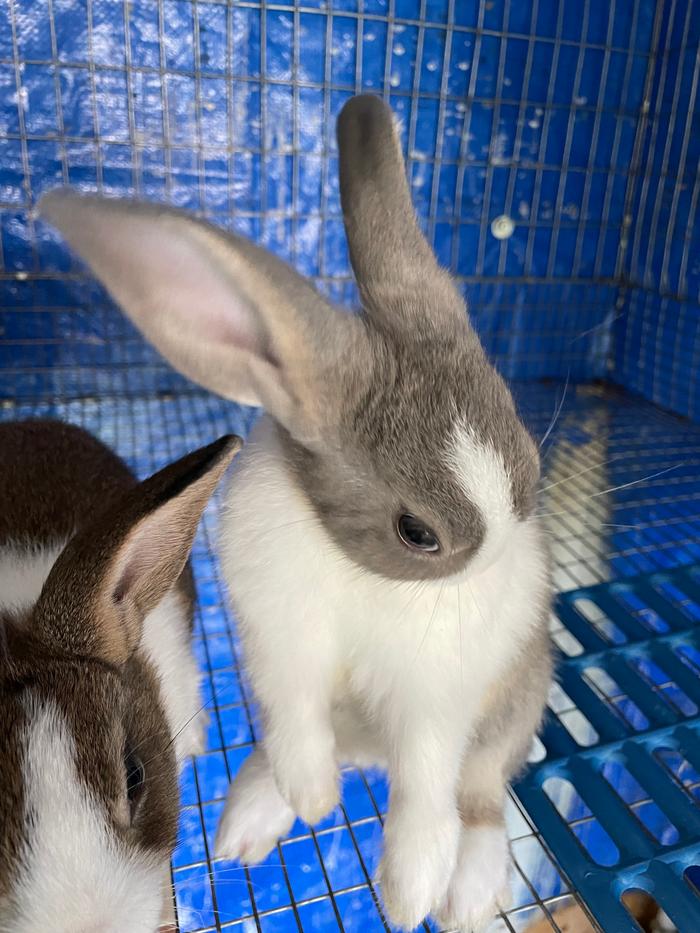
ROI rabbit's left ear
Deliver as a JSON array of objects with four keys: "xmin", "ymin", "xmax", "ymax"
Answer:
[
  {"xmin": 337, "ymin": 94, "xmax": 465, "ymax": 329},
  {"xmin": 39, "ymin": 191, "xmax": 364, "ymax": 438},
  {"xmin": 34, "ymin": 436, "xmax": 240, "ymax": 665}
]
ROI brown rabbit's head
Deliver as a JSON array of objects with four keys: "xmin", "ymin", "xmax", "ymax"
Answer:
[{"xmin": 0, "ymin": 432, "xmax": 239, "ymax": 932}]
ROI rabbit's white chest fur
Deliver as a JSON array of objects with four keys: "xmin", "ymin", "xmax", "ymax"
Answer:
[
  {"xmin": 340, "ymin": 543, "xmax": 542, "ymax": 728},
  {"xmin": 222, "ymin": 416, "xmax": 546, "ymax": 762}
]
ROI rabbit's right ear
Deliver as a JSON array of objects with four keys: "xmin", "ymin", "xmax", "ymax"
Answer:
[
  {"xmin": 337, "ymin": 95, "xmax": 464, "ymax": 328},
  {"xmin": 39, "ymin": 191, "xmax": 360, "ymax": 435}
]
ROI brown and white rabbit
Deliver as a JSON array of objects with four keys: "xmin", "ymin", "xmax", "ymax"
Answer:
[
  {"xmin": 0, "ymin": 420, "xmax": 239, "ymax": 933},
  {"xmin": 40, "ymin": 94, "xmax": 552, "ymax": 932}
]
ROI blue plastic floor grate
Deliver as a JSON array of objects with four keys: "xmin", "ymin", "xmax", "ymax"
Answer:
[
  {"xmin": 517, "ymin": 564, "xmax": 700, "ymax": 932},
  {"xmin": 2, "ymin": 381, "xmax": 700, "ymax": 931}
]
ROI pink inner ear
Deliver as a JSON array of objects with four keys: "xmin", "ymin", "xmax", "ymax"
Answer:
[
  {"xmin": 109, "ymin": 495, "xmax": 185, "ymax": 609},
  {"xmin": 112, "ymin": 577, "xmax": 130, "ymax": 606},
  {"xmin": 112, "ymin": 216, "xmax": 270, "ymax": 358}
]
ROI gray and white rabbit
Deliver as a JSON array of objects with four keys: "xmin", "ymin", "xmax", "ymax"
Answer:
[
  {"xmin": 40, "ymin": 94, "xmax": 552, "ymax": 932},
  {"xmin": 0, "ymin": 420, "xmax": 239, "ymax": 932}
]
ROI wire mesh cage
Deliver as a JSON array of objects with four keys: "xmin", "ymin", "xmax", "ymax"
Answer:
[{"xmin": 1, "ymin": 0, "xmax": 700, "ymax": 931}]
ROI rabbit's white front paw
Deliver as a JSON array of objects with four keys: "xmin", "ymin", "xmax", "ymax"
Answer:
[
  {"xmin": 436, "ymin": 824, "xmax": 509, "ymax": 933},
  {"xmin": 379, "ymin": 809, "xmax": 460, "ymax": 930},
  {"xmin": 272, "ymin": 739, "xmax": 339, "ymax": 825},
  {"xmin": 215, "ymin": 749, "xmax": 295, "ymax": 864}
]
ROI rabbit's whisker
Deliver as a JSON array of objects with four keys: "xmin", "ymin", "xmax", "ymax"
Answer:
[
  {"xmin": 253, "ymin": 517, "xmax": 321, "ymax": 538},
  {"xmin": 539, "ymin": 371, "xmax": 570, "ymax": 449},
  {"xmin": 138, "ymin": 681, "xmax": 238, "ymax": 771},
  {"xmin": 412, "ymin": 580, "xmax": 446, "ymax": 666},
  {"xmin": 585, "ymin": 464, "xmax": 682, "ymax": 498},
  {"xmin": 536, "ymin": 463, "xmax": 683, "ymax": 518},
  {"xmin": 539, "ymin": 455, "xmax": 621, "ymax": 494},
  {"xmin": 397, "ymin": 579, "xmax": 429, "ymax": 629}
]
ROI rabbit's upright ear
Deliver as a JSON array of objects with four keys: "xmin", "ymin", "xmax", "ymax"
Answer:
[
  {"xmin": 337, "ymin": 95, "xmax": 464, "ymax": 328},
  {"xmin": 39, "ymin": 191, "xmax": 361, "ymax": 434},
  {"xmin": 34, "ymin": 436, "xmax": 240, "ymax": 665}
]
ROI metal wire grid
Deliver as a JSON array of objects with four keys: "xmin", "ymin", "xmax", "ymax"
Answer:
[
  {"xmin": 612, "ymin": 288, "xmax": 700, "ymax": 424},
  {"xmin": 623, "ymin": 0, "xmax": 700, "ymax": 301},
  {"xmin": 0, "ymin": 281, "xmax": 621, "ymax": 400},
  {"xmin": 0, "ymin": 380, "xmax": 697, "ymax": 932},
  {"xmin": 520, "ymin": 382, "xmax": 700, "ymax": 590},
  {"xmin": 607, "ymin": 0, "xmax": 700, "ymax": 423},
  {"xmin": 0, "ymin": 0, "xmax": 663, "ymax": 390}
]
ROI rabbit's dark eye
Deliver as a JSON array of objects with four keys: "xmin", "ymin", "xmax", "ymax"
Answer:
[
  {"xmin": 124, "ymin": 747, "xmax": 146, "ymax": 818},
  {"xmin": 397, "ymin": 514, "xmax": 440, "ymax": 553}
]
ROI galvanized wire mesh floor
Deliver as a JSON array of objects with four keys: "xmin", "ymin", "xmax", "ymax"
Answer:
[{"xmin": 2, "ymin": 380, "xmax": 699, "ymax": 933}]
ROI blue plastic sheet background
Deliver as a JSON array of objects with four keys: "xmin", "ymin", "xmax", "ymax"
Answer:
[
  {"xmin": 612, "ymin": 0, "xmax": 700, "ymax": 422},
  {"xmin": 0, "ymin": 0, "xmax": 698, "ymax": 417}
]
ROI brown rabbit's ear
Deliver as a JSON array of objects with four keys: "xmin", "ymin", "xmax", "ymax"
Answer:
[
  {"xmin": 34, "ymin": 435, "xmax": 241, "ymax": 665},
  {"xmin": 337, "ymin": 95, "xmax": 464, "ymax": 328}
]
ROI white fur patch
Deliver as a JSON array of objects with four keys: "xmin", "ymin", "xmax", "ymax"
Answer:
[
  {"xmin": 215, "ymin": 747, "xmax": 295, "ymax": 863},
  {"xmin": 0, "ymin": 544, "xmax": 65, "ymax": 614},
  {"xmin": 445, "ymin": 423, "xmax": 516, "ymax": 573},
  {"xmin": 140, "ymin": 588, "xmax": 205, "ymax": 761},
  {"xmin": 438, "ymin": 824, "xmax": 510, "ymax": 931},
  {"xmin": 8, "ymin": 698, "xmax": 164, "ymax": 933}
]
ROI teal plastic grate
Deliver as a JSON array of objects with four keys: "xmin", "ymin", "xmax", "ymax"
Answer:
[{"xmin": 516, "ymin": 564, "xmax": 700, "ymax": 932}]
